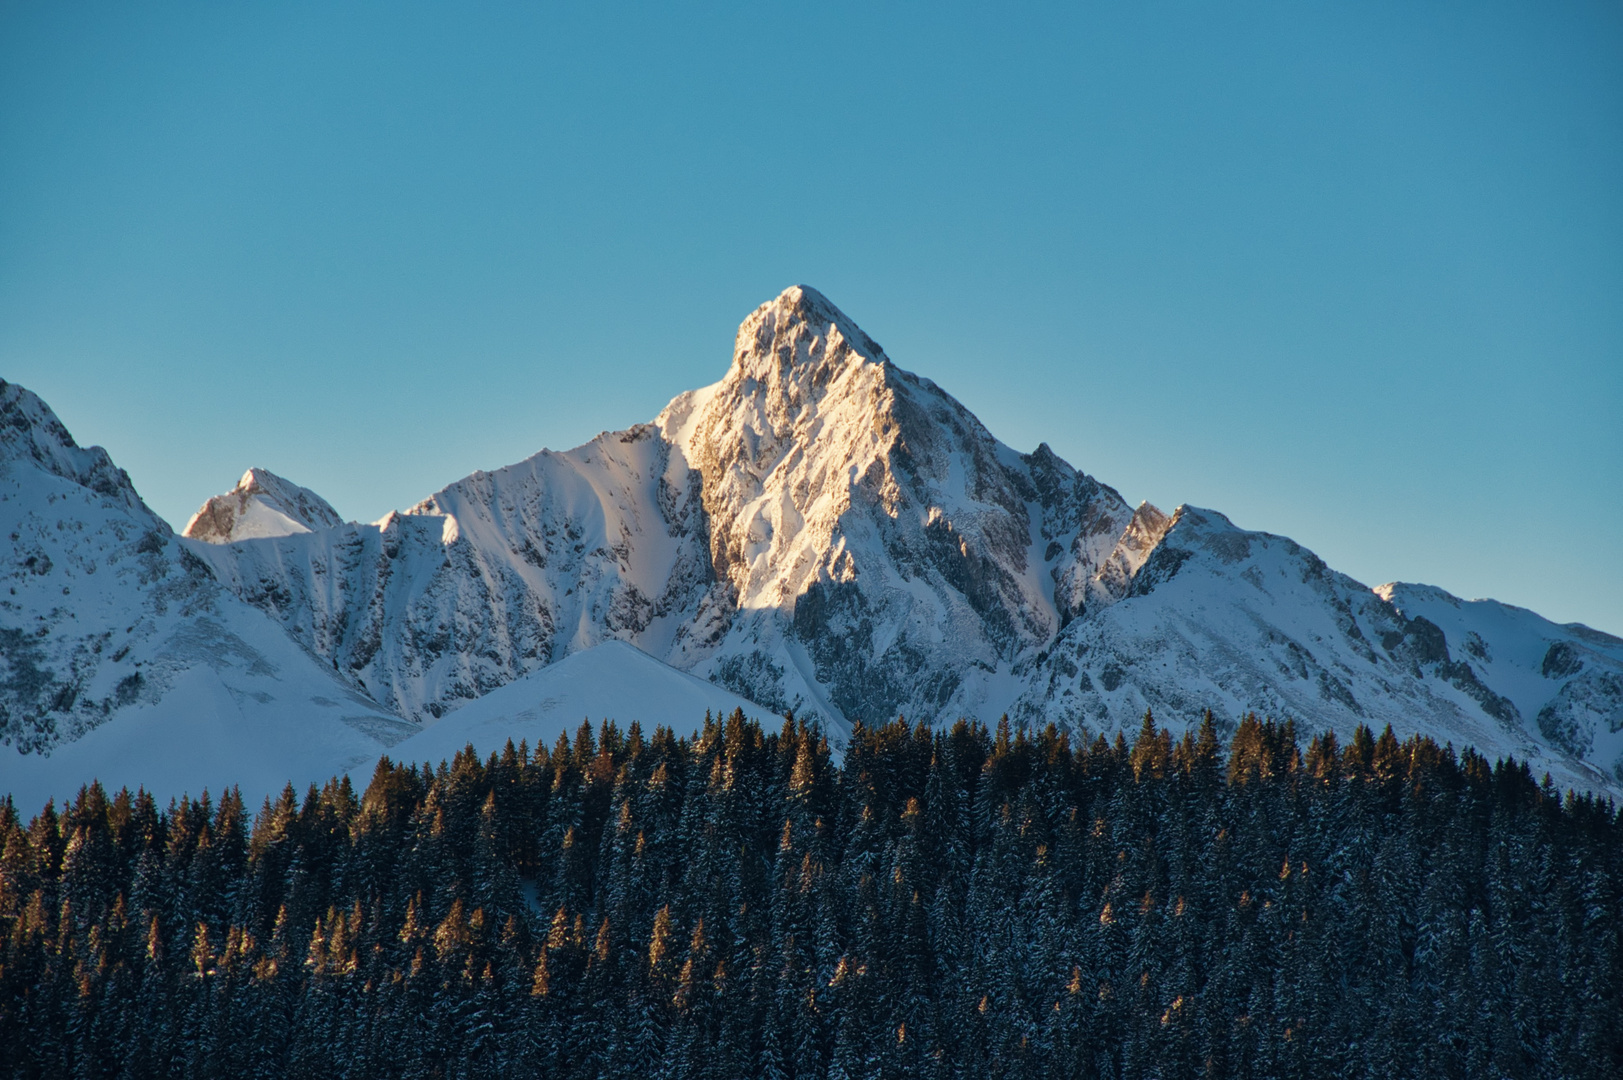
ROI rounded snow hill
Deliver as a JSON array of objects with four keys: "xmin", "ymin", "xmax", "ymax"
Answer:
[{"xmin": 389, "ymin": 640, "xmax": 779, "ymax": 769}]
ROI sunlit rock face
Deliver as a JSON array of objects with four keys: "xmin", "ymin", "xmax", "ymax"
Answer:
[
  {"xmin": 183, "ymin": 468, "xmax": 343, "ymax": 544},
  {"xmin": 133, "ymin": 289, "xmax": 1623, "ymax": 793},
  {"xmin": 657, "ymin": 285, "xmax": 1135, "ymax": 726}
]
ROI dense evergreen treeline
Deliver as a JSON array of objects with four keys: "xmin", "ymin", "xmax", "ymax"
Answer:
[{"xmin": 1, "ymin": 711, "xmax": 1620, "ymax": 1079}]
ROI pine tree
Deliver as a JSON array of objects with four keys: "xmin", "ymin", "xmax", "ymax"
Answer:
[{"xmin": 2, "ymin": 711, "xmax": 1619, "ymax": 1078}]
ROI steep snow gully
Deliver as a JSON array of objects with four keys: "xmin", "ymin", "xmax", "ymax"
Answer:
[{"xmin": 3, "ymin": 287, "xmax": 1621, "ymax": 805}]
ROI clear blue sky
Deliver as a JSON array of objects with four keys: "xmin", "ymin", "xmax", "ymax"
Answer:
[{"xmin": 2, "ymin": 1, "xmax": 1619, "ymax": 633}]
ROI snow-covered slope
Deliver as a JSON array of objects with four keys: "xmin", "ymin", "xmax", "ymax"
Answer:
[
  {"xmin": 183, "ymin": 467, "xmax": 343, "ymax": 543},
  {"xmin": 182, "ymin": 287, "xmax": 1623, "ymax": 793},
  {"xmin": 1376, "ymin": 583, "xmax": 1623, "ymax": 778},
  {"xmin": 0, "ymin": 381, "xmax": 413, "ymax": 810},
  {"xmin": 389, "ymin": 639, "xmax": 777, "ymax": 770},
  {"xmin": 1009, "ymin": 505, "xmax": 1623, "ymax": 793}
]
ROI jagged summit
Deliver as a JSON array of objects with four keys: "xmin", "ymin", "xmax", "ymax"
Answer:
[
  {"xmin": 660, "ymin": 284, "xmax": 1135, "ymax": 723},
  {"xmin": 733, "ymin": 285, "xmax": 889, "ymax": 379},
  {"xmin": 668, "ymin": 286, "xmax": 924, "ymax": 610},
  {"xmin": 184, "ymin": 467, "xmax": 343, "ymax": 543}
]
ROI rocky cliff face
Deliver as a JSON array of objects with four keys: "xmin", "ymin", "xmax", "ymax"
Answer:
[{"xmin": 166, "ymin": 287, "xmax": 1623, "ymax": 792}]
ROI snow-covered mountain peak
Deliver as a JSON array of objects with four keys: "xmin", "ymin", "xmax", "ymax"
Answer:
[
  {"xmin": 0, "ymin": 380, "xmax": 149, "ymax": 519},
  {"xmin": 682, "ymin": 285, "xmax": 895, "ymax": 468},
  {"xmin": 1373, "ymin": 581, "xmax": 1473, "ymax": 612},
  {"xmin": 645, "ymin": 289, "xmax": 1138, "ymax": 726},
  {"xmin": 732, "ymin": 285, "xmax": 889, "ymax": 383},
  {"xmin": 1163, "ymin": 505, "xmax": 1255, "ymax": 558},
  {"xmin": 667, "ymin": 288, "xmax": 905, "ymax": 607},
  {"xmin": 183, "ymin": 467, "xmax": 343, "ymax": 543}
]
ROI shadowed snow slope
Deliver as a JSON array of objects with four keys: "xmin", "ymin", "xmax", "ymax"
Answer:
[
  {"xmin": 0, "ymin": 380, "xmax": 413, "ymax": 810},
  {"xmin": 388, "ymin": 639, "xmax": 777, "ymax": 770}
]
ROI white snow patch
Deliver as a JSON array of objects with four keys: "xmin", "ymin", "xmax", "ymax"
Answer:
[{"xmin": 391, "ymin": 640, "xmax": 777, "ymax": 768}]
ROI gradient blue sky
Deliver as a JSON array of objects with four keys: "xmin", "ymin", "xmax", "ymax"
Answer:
[{"xmin": 2, "ymin": 1, "xmax": 1619, "ymax": 633}]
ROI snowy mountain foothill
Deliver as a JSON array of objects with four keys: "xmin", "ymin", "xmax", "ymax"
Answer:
[{"xmin": 4, "ymin": 286, "xmax": 1621, "ymax": 807}]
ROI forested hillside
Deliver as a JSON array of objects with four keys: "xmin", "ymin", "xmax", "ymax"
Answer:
[{"xmin": 2, "ymin": 712, "xmax": 1619, "ymax": 1079}]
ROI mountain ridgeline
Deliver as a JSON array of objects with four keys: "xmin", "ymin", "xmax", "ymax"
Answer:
[
  {"xmin": 1, "ymin": 715, "xmax": 1618, "ymax": 1079},
  {"xmin": 2, "ymin": 286, "xmax": 1622, "ymax": 808},
  {"xmin": 183, "ymin": 286, "xmax": 1623, "ymax": 790}
]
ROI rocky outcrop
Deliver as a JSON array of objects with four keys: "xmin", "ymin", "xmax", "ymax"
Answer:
[{"xmin": 2, "ymin": 380, "xmax": 148, "ymax": 517}]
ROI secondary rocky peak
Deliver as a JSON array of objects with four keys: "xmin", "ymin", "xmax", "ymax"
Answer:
[{"xmin": 184, "ymin": 467, "xmax": 342, "ymax": 544}]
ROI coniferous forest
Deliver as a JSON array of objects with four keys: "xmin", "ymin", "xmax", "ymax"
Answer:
[{"xmin": 1, "ymin": 712, "xmax": 1620, "ymax": 1080}]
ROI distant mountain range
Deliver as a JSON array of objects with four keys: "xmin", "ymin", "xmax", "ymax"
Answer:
[{"xmin": 4, "ymin": 287, "xmax": 1620, "ymax": 805}]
